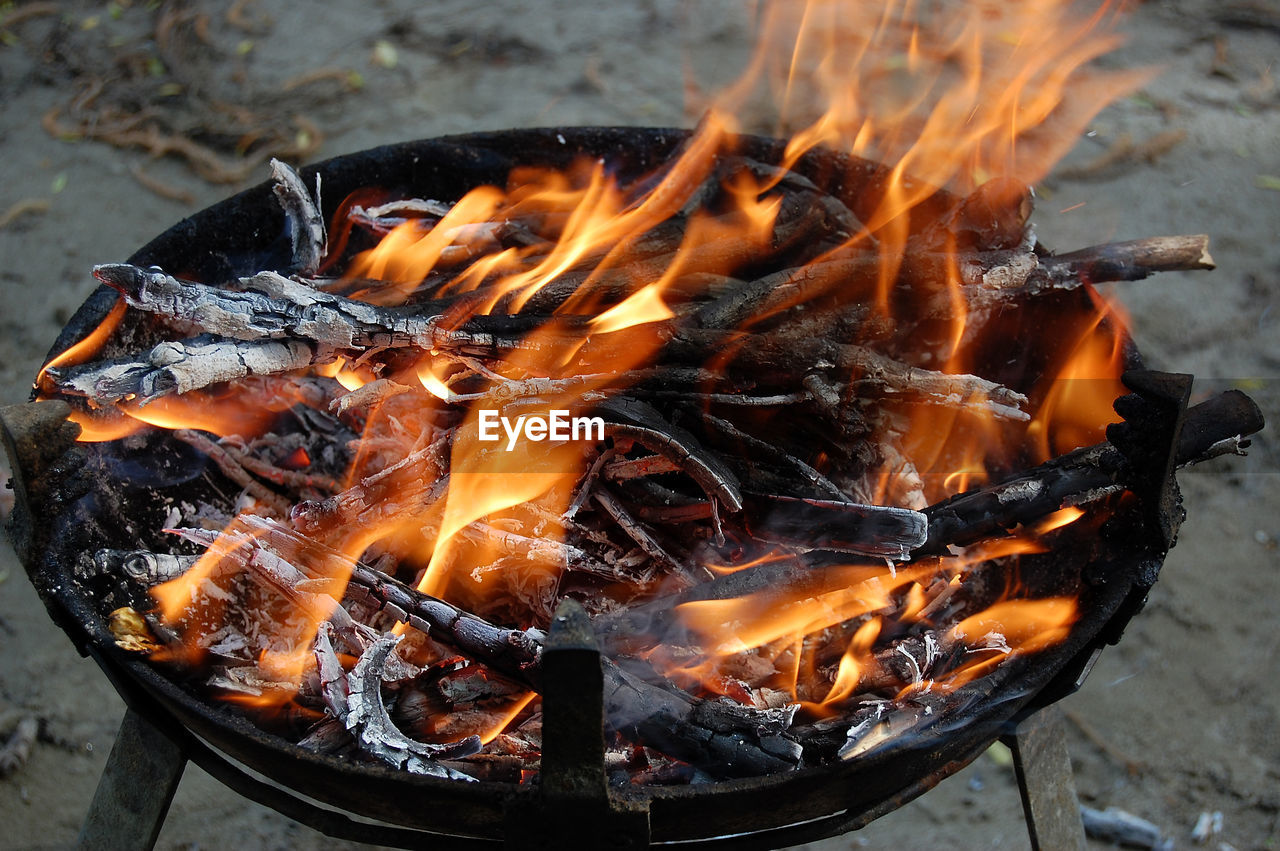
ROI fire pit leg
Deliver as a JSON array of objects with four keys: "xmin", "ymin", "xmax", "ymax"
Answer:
[
  {"xmin": 76, "ymin": 708, "xmax": 186, "ymax": 851},
  {"xmin": 504, "ymin": 598, "xmax": 650, "ymax": 849},
  {"xmin": 1002, "ymin": 707, "xmax": 1086, "ymax": 851}
]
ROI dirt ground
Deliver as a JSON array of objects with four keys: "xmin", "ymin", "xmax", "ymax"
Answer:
[{"xmin": 0, "ymin": 1, "xmax": 1277, "ymax": 849}]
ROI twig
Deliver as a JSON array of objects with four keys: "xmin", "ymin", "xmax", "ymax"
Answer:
[
  {"xmin": 1038, "ymin": 235, "xmax": 1214, "ymax": 285},
  {"xmin": 271, "ymin": 159, "xmax": 327, "ymax": 276},
  {"xmin": 173, "ymin": 429, "xmax": 294, "ymax": 516},
  {"xmin": 592, "ymin": 489, "xmax": 686, "ymax": 575},
  {"xmin": 0, "ymin": 717, "xmax": 39, "ymax": 778},
  {"xmin": 1061, "ymin": 707, "xmax": 1145, "ymax": 775},
  {"xmin": 128, "ymin": 162, "xmax": 196, "ymax": 204},
  {"xmin": 918, "ymin": 391, "xmax": 1260, "ymax": 557},
  {"xmin": 321, "ymin": 627, "xmax": 482, "ymax": 779},
  {"xmin": 1056, "ymin": 130, "xmax": 1187, "ymax": 181},
  {"xmin": 0, "ymin": 198, "xmax": 51, "ymax": 230},
  {"xmin": 50, "ymin": 335, "xmax": 319, "ymax": 405},
  {"xmin": 597, "ymin": 396, "xmax": 743, "ymax": 513}
]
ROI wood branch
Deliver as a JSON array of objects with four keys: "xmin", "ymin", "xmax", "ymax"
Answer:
[
  {"xmin": 49, "ymin": 335, "xmax": 319, "ymax": 404},
  {"xmin": 167, "ymin": 526, "xmax": 374, "ymax": 647},
  {"xmin": 70, "ymin": 244, "xmax": 1137, "ymax": 419},
  {"xmin": 659, "ymin": 327, "xmax": 1029, "ymax": 418},
  {"xmin": 515, "ymin": 183, "xmax": 845, "ymax": 316},
  {"xmin": 330, "ymin": 378, "xmax": 412, "ymax": 414},
  {"xmin": 173, "ymin": 428, "xmax": 294, "ymax": 516},
  {"xmin": 345, "ymin": 559, "xmax": 804, "ymax": 777},
  {"xmin": 729, "ymin": 156, "xmax": 867, "ymax": 239},
  {"xmin": 697, "ymin": 412, "xmax": 849, "ymax": 501},
  {"xmin": 270, "ymin": 159, "xmax": 326, "ymax": 276},
  {"xmin": 930, "ymin": 177, "xmax": 1035, "ymax": 252},
  {"xmin": 314, "ymin": 625, "xmax": 482, "ymax": 779},
  {"xmin": 598, "ymin": 396, "xmax": 744, "ymax": 513},
  {"xmin": 692, "ymin": 230, "xmax": 1209, "ymax": 330},
  {"xmin": 92, "ymin": 264, "xmax": 444, "ymax": 350},
  {"xmin": 944, "ymin": 235, "xmax": 1216, "ymax": 312},
  {"xmin": 591, "ymin": 488, "xmax": 686, "ymax": 575},
  {"xmin": 76, "ymin": 549, "xmax": 198, "ymax": 584},
  {"xmin": 458, "ymin": 522, "xmax": 600, "ymax": 572},
  {"xmin": 1038, "ymin": 234, "xmax": 1214, "ymax": 284},
  {"xmin": 290, "ymin": 434, "xmax": 450, "ymax": 536},
  {"xmin": 224, "ymin": 516, "xmax": 547, "ymax": 681},
  {"xmin": 690, "ymin": 257, "xmax": 871, "ymax": 331},
  {"xmin": 742, "ymin": 493, "xmax": 927, "ymax": 559}
]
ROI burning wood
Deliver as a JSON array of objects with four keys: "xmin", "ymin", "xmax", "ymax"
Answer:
[
  {"xmin": 38, "ymin": 130, "xmax": 1261, "ymax": 786},
  {"xmin": 315, "ymin": 627, "xmax": 483, "ymax": 780},
  {"xmin": 270, "ymin": 158, "xmax": 327, "ymax": 276}
]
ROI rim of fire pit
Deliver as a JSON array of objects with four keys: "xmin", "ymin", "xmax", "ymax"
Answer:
[{"xmin": 20, "ymin": 127, "xmax": 1165, "ymax": 847}]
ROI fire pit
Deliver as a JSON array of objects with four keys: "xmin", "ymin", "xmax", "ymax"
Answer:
[{"xmin": 2, "ymin": 124, "xmax": 1264, "ymax": 848}]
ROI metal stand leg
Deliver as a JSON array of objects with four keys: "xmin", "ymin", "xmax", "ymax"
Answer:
[
  {"xmin": 1002, "ymin": 707, "xmax": 1087, "ymax": 851},
  {"xmin": 76, "ymin": 708, "xmax": 188, "ymax": 851},
  {"xmin": 505, "ymin": 599, "xmax": 649, "ymax": 850}
]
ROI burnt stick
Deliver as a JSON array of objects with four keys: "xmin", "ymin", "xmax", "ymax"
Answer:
[
  {"xmin": 209, "ymin": 434, "xmax": 343, "ymax": 494},
  {"xmin": 270, "ymin": 159, "xmax": 326, "ymax": 277},
  {"xmin": 342, "ymin": 566, "xmax": 805, "ymax": 777},
  {"xmin": 49, "ymin": 335, "xmax": 319, "ymax": 404},
  {"xmin": 742, "ymin": 493, "xmax": 928, "ymax": 559},
  {"xmin": 290, "ymin": 435, "xmax": 450, "ymax": 536},
  {"xmin": 172, "ymin": 429, "xmax": 294, "ymax": 517},
  {"xmin": 943, "ymin": 235, "xmax": 1216, "ymax": 313},
  {"xmin": 514, "ymin": 196, "xmax": 833, "ymax": 316},
  {"xmin": 917, "ymin": 388, "xmax": 1261, "ymax": 556},
  {"xmin": 76, "ymin": 549, "xmax": 198, "ymax": 585},
  {"xmin": 91, "ymin": 264, "xmax": 459, "ymax": 351},
  {"xmin": 597, "ymin": 396, "xmax": 744, "ymax": 513},
  {"xmin": 310, "ymin": 625, "xmax": 482, "ymax": 778},
  {"xmin": 591, "ymin": 488, "xmax": 688, "ymax": 576},
  {"xmin": 80, "ymin": 265, "xmax": 1022, "ymax": 415},
  {"xmin": 1039, "ymin": 234, "xmax": 1214, "ymax": 285},
  {"xmin": 658, "ymin": 327, "xmax": 1029, "ymax": 418}
]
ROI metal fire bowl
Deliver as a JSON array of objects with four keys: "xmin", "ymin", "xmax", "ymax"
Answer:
[{"xmin": 6, "ymin": 128, "xmax": 1167, "ymax": 848}]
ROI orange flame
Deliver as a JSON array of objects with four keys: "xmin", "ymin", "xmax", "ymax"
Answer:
[
  {"xmin": 36, "ymin": 296, "xmax": 129, "ymax": 394},
  {"xmin": 1028, "ymin": 289, "xmax": 1129, "ymax": 460}
]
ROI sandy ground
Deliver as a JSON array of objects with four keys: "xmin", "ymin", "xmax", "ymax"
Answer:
[{"xmin": 0, "ymin": 1, "xmax": 1277, "ymax": 848}]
